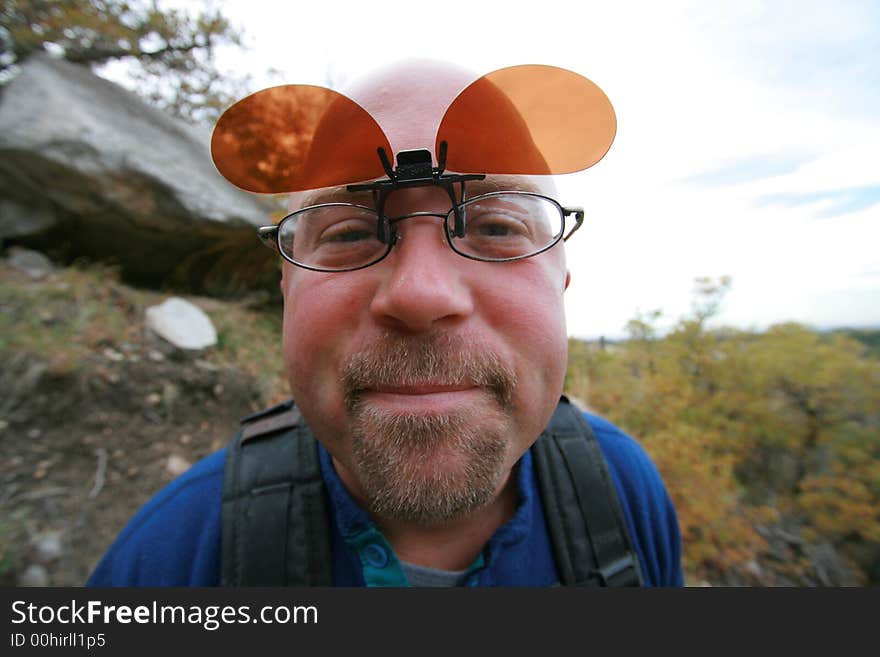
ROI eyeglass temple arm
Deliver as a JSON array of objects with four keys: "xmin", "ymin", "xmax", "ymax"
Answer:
[
  {"xmin": 562, "ymin": 207, "xmax": 584, "ymax": 240},
  {"xmin": 257, "ymin": 225, "xmax": 279, "ymax": 251}
]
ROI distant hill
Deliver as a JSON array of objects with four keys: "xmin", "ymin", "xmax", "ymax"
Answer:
[
  {"xmin": 572, "ymin": 326, "xmax": 880, "ymax": 357},
  {"xmin": 824, "ymin": 327, "xmax": 880, "ymax": 357}
]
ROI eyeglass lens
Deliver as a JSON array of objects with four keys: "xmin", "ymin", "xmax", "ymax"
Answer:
[
  {"xmin": 211, "ymin": 86, "xmax": 391, "ymax": 193},
  {"xmin": 277, "ymin": 193, "xmax": 565, "ymax": 271},
  {"xmin": 436, "ymin": 65, "xmax": 616, "ymax": 176}
]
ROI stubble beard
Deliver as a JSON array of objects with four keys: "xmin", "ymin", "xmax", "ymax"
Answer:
[{"xmin": 342, "ymin": 333, "xmax": 518, "ymax": 525}]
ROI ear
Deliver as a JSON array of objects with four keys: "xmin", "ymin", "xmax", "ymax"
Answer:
[{"xmin": 564, "ymin": 269, "xmax": 571, "ymax": 291}]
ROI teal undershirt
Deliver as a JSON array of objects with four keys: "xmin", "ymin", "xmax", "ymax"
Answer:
[{"xmin": 346, "ymin": 524, "xmax": 485, "ymax": 587}]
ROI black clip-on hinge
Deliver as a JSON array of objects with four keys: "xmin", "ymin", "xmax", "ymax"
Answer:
[{"xmin": 346, "ymin": 141, "xmax": 485, "ymax": 242}]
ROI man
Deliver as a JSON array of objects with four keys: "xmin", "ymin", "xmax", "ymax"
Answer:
[{"xmin": 87, "ymin": 60, "xmax": 683, "ymax": 587}]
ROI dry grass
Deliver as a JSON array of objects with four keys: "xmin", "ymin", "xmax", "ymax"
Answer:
[{"xmin": 0, "ymin": 260, "xmax": 288, "ymax": 401}]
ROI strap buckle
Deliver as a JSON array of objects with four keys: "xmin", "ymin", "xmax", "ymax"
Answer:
[{"xmin": 591, "ymin": 555, "xmax": 640, "ymax": 587}]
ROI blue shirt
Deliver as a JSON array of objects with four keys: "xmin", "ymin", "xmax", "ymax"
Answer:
[{"xmin": 87, "ymin": 412, "xmax": 683, "ymax": 587}]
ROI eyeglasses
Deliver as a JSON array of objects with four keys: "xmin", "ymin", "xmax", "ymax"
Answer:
[{"xmin": 257, "ymin": 191, "xmax": 584, "ymax": 272}]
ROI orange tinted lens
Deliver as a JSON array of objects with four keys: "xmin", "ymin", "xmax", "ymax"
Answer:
[
  {"xmin": 436, "ymin": 65, "xmax": 617, "ymax": 175},
  {"xmin": 211, "ymin": 85, "xmax": 392, "ymax": 193}
]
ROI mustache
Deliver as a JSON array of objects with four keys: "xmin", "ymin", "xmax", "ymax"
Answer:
[{"xmin": 341, "ymin": 332, "xmax": 517, "ymax": 411}]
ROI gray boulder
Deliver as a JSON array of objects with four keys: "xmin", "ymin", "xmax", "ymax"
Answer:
[
  {"xmin": 0, "ymin": 53, "xmax": 278, "ymax": 295},
  {"xmin": 6, "ymin": 245, "xmax": 53, "ymax": 279}
]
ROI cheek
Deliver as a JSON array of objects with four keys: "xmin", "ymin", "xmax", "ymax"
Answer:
[
  {"xmin": 514, "ymin": 300, "xmax": 568, "ymax": 392},
  {"xmin": 485, "ymin": 299, "xmax": 567, "ymax": 465},
  {"xmin": 281, "ymin": 271, "xmax": 366, "ymax": 402},
  {"xmin": 483, "ymin": 262, "xmax": 567, "ymax": 366},
  {"xmin": 478, "ymin": 260, "xmax": 569, "ymax": 417}
]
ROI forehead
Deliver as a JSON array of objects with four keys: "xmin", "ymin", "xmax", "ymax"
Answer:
[
  {"xmin": 296, "ymin": 175, "xmax": 557, "ymax": 210},
  {"xmin": 343, "ymin": 60, "xmax": 476, "ymax": 156}
]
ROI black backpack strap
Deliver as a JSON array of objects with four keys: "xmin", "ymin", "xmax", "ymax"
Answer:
[
  {"xmin": 221, "ymin": 400, "xmax": 333, "ymax": 586},
  {"xmin": 532, "ymin": 396, "xmax": 643, "ymax": 586}
]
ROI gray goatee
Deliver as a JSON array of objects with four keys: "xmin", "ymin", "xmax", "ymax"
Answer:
[{"xmin": 341, "ymin": 332, "xmax": 517, "ymax": 524}]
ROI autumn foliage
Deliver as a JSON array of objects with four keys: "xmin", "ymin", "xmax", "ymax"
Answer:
[{"xmin": 565, "ymin": 277, "xmax": 880, "ymax": 585}]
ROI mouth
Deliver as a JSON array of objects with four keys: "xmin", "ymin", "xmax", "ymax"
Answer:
[
  {"xmin": 359, "ymin": 384, "xmax": 486, "ymax": 413},
  {"xmin": 341, "ymin": 333, "xmax": 518, "ymax": 414},
  {"xmin": 369, "ymin": 384, "xmax": 477, "ymax": 395}
]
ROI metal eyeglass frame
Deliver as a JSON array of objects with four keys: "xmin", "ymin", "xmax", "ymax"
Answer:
[{"xmin": 256, "ymin": 141, "xmax": 585, "ymax": 272}]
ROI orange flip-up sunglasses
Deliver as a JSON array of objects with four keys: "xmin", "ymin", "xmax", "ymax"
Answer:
[{"xmin": 210, "ymin": 64, "xmax": 616, "ymax": 198}]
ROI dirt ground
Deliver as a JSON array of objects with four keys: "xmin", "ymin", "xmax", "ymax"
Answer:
[{"xmin": 0, "ymin": 329, "xmax": 267, "ymax": 586}]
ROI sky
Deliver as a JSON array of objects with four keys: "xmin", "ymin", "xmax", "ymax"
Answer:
[{"xmin": 165, "ymin": 0, "xmax": 879, "ymax": 339}]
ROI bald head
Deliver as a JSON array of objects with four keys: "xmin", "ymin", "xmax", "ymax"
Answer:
[
  {"xmin": 342, "ymin": 59, "xmax": 477, "ymax": 160},
  {"xmin": 289, "ymin": 59, "xmax": 557, "ymax": 211}
]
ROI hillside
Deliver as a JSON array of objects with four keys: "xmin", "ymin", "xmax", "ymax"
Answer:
[
  {"xmin": 566, "ymin": 313, "xmax": 880, "ymax": 586},
  {"xmin": 0, "ymin": 259, "xmax": 287, "ymax": 586}
]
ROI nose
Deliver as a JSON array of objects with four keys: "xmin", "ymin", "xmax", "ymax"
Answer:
[{"xmin": 369, "ymin": 219, "xmax": 474, "ymax": 333}]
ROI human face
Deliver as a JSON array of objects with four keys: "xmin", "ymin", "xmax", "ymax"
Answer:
[
  {"xmin": 280, "ymin": 176, "xmax": 571, "ymax": 524},
  {"xmin": 279, "ymin": 61, "xmax": 571, "ymax": 524}
]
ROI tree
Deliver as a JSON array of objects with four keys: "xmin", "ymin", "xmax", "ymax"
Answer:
[
  {"xmin": 565, "ymin": 275, "xmax": 880, "ymax": 584},
  {"xmin": 0, "ymin": 0, "xmax": 248, "ymax": 124}
]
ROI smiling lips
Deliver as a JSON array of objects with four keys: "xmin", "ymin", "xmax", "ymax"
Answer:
[
  {"xmin": 361, "ymin": 384, "xmax": 485, "ymax": 412},
  {"xmin": 370, "ymin": 384, "xmax": 476, "ymax": 394}
]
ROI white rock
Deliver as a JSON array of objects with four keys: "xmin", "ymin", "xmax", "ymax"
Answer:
[
  {"xmin": 145, "ymin": 297, "xmax": 217, "ymax": 350},
  {"xmin": 32, "ymin": 531, "xmax": 63, "ymax": 563},
  {"xmin": 165, "ymin": 454, "xmax": 191, "ymax": 478},
  {"xmin": 18, "ymin": 564, "xmax": 50, "ymax": 587}
]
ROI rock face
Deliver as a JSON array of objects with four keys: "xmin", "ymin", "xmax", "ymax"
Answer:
[{"xmin": 0, "ymin": 54, "xmax": 278, "ymax": 295}]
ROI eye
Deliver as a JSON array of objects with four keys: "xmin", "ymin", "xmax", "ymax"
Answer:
[
  {"xmin": 318, "ymin": 219, "xmax": 376, "ymax": 244},
  {"xmin": 466, "ymin": 207, "xmax": 531, "ymax": 239},
  {"xmin": 474, "ymin": 216, "xmax": 526, "ymax": 237}
]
